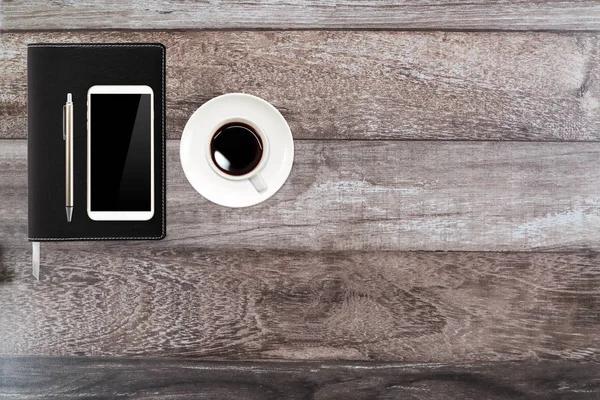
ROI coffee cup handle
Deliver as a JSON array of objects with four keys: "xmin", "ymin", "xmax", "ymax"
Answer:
[{"xmin": 250, "ymin": 173, "xmax": 267, "ymax": 193}]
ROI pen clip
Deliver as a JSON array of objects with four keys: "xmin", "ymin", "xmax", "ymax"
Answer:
[{"xmin": 62, "ymin": 105, "xmax": 66, "ymax": 140}]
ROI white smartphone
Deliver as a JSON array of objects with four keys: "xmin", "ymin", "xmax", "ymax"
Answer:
[{"xmin": 87, "ymin": 85, "xmax": 154, "ymax": 221}]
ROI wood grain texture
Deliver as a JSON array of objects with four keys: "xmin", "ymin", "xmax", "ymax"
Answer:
[
  {"xmin": 3, "ymin": 140, "xmax": 600, "ymax": 251},
  {"xmin": 4, "ymin": 0, "xmax": 600, "ymax": 31},
  {"xmin": 1, "ymin": 357, "xmax": 600, "ymax": 400},
  {"xmin": 3, "ymin": 31, "xmax": 600, "ymax": 140},
  {"xmin": 0, "ymin": 246, "xmax": 599, "ymax": 361}
]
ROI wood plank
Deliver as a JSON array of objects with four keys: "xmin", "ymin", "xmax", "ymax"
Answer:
[
  {"xmin": 0, "ymin": 247, "xmax": 599, "ymax": 361},
  {"xmin": 3, "ymin": 31, "xmax": 600, "ymax": 141},
  {"xmin": 4, "ymin": 0, "xmax": 600, "ymax": 31},
  {"xmin": 1, "ymin": 357, "xmax": 600, "ymax": 399},
  {"xmin": 3, "ymin": 140, "xmax": 600, "ymax": 251}
]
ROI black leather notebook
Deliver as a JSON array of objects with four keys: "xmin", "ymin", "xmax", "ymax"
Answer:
[{"xmin": 27, "ymin": 43, "xmax": 166, "ymax": 241}]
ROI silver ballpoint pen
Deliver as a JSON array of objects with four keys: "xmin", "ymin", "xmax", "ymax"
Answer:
[{"xmin": 64, "ymin": 93, "xmax": 74, "ymax": 222}]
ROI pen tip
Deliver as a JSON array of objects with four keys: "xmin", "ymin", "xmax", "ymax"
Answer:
[
  {"xmin": 67, "ymin": 93, "xmax": 72, "ymax": 102},
  {"xmin": 66, "ymin": 206, "xmax": 73, "ymax": 222}
]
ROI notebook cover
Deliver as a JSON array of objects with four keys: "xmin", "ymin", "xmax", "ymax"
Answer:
[{"xmin": 27, "ymin": 43, "xmax": 166, "ymax": 240}]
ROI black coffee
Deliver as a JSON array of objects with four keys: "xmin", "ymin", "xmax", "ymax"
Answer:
[{"xmin": 210, "ymin": 122, "xmax": 263, "ymax": 176}]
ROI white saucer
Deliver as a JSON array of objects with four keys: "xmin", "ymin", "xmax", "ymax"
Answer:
[{"xmin": 180, "ymin": 93, "xmax": 294, "ymax": 208}]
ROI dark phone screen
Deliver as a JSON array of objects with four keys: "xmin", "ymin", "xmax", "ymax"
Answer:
[{"xmin": 90, "ymin": 93, "xmax": 152, "ymax": 211}]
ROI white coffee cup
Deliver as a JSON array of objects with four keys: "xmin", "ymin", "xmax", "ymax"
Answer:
[
  {"xmin": 180, "ymin": 93, "xmax": 294, "ymax": 208},
  {"xmin": 205, "ymin": 116, "xmax": 270, "ymax": 193}
]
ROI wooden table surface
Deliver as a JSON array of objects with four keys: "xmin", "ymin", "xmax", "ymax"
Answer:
[{"xmin": 1, "ymin": 1, "xmax": 600, "ymax": 398}]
